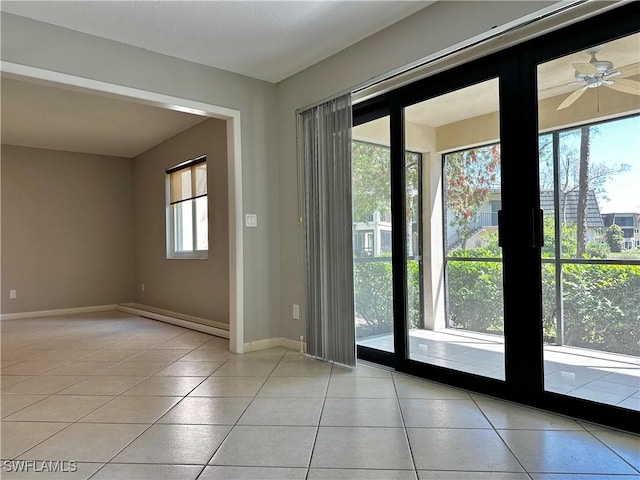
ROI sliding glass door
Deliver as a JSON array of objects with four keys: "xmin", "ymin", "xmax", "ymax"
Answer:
[
  {"xmin": 403, "ymin": 78, "xmax": 505, "ymax": 381},
  {"xmin": 536, "ymin": 32, "xmax": 640, "ymax": 411},
  {"xmin": 353, "ymin": 2, "xmax": 639, "ymax": 432}
]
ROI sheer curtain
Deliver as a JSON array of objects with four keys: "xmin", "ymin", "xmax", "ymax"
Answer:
[{"xmin": 299, "ymin": 93, "xmax": 355, "ymax": 367}]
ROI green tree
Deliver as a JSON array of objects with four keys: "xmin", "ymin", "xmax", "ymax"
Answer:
[
  {"xmin": 585, "ymin": 241, "xmax": 610, "ymax": 259},
  {"xmin": 576, "ymin": 126, "xmax": 590, "ymax": 257},
  {"xmin": 445, "ymin": 144, "xmax": 500, "ymax": 250},
  {"xmin": 606, "ymin": 224, "xmax": 625, "ymax": 252},
  {"xmin": 542, "ymin": 215, "xmax": 578, "ymax": 258},
  {"xmin": 352, "ymin": 142, "xmax": 391, "ymax": 223}
]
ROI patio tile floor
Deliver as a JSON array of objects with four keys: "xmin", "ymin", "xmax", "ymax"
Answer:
[{"xmin": 359, "ymin": 328, "xmax": 640, "ymax": 411}]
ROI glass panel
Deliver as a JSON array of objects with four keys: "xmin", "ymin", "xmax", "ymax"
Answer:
[
  {"xmin": 194, "ymin": 162, "xmax": 207, "ymax": 197},
  {"xmin": 170, "ymin": 168, "xmax": 192, "ymax": 204},
  {"xmin": 406, "ymin": 151, "xmax": 423, "ymax": 338},
  {"xmin": 537, "ymin": 32, "xmax": 640, "ymax": 410},
  {"xmin": 444, "ymin": 145, "xmax": 501, "ymax": 258},
  {"xmin": 174, "ymin": 200, "xmax": 193, "ymax": 252},
  {"xmin": 195, "ymin": 196, "xmax": 208, "ymax": 251},
  {"xmin": 404, "ymin": 78, "xmax": 505, "ymax": 380},
  {"xmin": 352, "ymin": 117, "xmax": 394, "ymax": 353}
]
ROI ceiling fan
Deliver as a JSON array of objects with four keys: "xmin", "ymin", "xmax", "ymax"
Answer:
[{"xmin": 556, "ymin": 48, "xmax": 640, "ymax": 110}]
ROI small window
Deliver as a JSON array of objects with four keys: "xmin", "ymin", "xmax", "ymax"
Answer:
[
  {"xmin": 380, "ymin": 230, "xmax": 392, "ymax": 254},
  {"xmin": 166, "ymin": 156, "xmax": 208, "ymax": 259}
]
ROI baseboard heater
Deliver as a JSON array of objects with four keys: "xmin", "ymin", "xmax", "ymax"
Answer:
[{"xmin": 118, "ymin": 303, "xmax": 230, "ymax": 339}]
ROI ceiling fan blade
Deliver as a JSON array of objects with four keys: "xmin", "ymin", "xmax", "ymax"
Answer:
[
  {"xmin": 604, "ymin": 70, "xmax": 621, "ymax": 79},
  {"xmin": 557, "ymin": 86, "xmax": 587, "ymax": 110},
  {"xmin": 606, "ymin": 78, "xmax": 640, "ymax": 95},
  {"xmin": 616, "ymin": 62, "xmax": 640, "ymax": 78},
  {"xmin": 572, "ymin": 62, "xmax": 598, "ymax": 75}
]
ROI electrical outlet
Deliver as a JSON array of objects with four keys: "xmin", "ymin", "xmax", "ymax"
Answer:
[
  {"xmin": 9, "ymin": 290, "xmax": 16, "ymax": 299},
  {"xmin": 293, "ymin": 304, "xmax": 300, "ymax": 319},
  {"xmin": 245, "ymin": 214, "xmax": 258, "ymax": 227}
]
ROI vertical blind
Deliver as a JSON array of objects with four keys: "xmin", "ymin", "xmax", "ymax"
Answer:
[{"xmin": 299, "ymin": 94, "xmax": 356, "ymax": 367}]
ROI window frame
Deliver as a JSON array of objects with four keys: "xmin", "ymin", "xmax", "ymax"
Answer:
[{"xmin": 166, "ymin": 155, "xmax": 209, "ymax": 260}]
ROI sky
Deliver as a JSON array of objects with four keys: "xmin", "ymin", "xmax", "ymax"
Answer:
[{"xmin": 589, "ymin": 115, "xmax": 640, "ymax": 213}]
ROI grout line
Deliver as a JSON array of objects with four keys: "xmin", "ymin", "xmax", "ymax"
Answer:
[
  {"xmin": 583, "ymin": 426, "xmax": 640, "ymax": 475},
  {"xmin": 391, "ymin": 372, "xmax": 419, "ymax": 478},
  {"xmin": 304, "ymin": 362, "xmax": 334, "ymax": 480},
  {"xmin": 492, "ymin": 428, "xmax": 533, "ymax": 477},
  {"xmin": 197, "ymin": 348, "xmax": 286, "ymax": 476}
]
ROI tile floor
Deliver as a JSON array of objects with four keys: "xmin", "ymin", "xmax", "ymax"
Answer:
[{"xmin": 1, "ymin": 311, "xmax": 639, "ymax": 480}]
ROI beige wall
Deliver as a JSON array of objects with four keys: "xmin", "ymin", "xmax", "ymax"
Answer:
[
  {"xmin": 436, "ymin": 112, "xmax": 500, "ymax": 153},
  {"xmin": 432, "ymin": 89, "xmax": 638, "ymax": 154},
  {"xmin": 1, "ymin": 145, "xmax": 134, "ymax": 313},
  {"xmin": 133, "ymin": 119, "xmax": 229, "ymax": 323}
]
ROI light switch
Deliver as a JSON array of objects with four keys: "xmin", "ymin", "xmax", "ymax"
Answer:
[{"xmin": 245, "ymin": 214, "xmax": 258, "ymax": 227}]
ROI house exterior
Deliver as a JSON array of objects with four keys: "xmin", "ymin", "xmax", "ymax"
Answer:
[
  {"xmin": 602, "ymin": 212, "xmax": 640, "ymax": 250},
  {"xmin": 540, "ymin": 189, "xmax": 606, "ymax": 243},
  {"xmin": 353, "ymin": 210, "xmax": 392, "ymax": 257},
  {"xmin": 446, "ymin": 189, "xmax": 606, "ymax": 250},
  {"xmin": 353, "ymin": 203, "xmax": 422, "ymax": 258},
  {"xmin": 446, "ymin": 188, "xmax": 501, "ymax": 250}
]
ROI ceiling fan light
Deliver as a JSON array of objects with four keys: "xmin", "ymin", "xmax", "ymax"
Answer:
[
  {"xmin": 592, "ymin": 60, "xmax": 614, "ymax": 73},
  {"xmin": 585, "ymin": 76, "xmax": 603, "ymax": 88}
]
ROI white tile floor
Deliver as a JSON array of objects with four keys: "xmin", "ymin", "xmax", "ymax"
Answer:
[{"xmin": 1, "ymin": 311, "xmax": 639, "ymax": 479}]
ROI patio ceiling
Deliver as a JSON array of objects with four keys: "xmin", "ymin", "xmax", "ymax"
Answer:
[{"xmin": 405, "ymin": 31, "xmax": 640, "ymax": 128}]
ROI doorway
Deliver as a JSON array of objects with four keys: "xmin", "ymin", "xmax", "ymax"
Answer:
[{"xmin": 1, "ymin": 62, "xmax": 245, "ymax": 353}]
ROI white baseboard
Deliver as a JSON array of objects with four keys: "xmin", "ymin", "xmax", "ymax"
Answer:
[
  {"xmin": 243, "ymin": 337, "xmax": 280, "ymax": 352},
  {"xmin": 280, "ymin": 336, "xmax": 305, "ymax": 353},
  {"xmin": 1, "ymin": 303, "xmax": 303, "ymax": 355},
  {"xmin": 0, "ymin": 304, "xmax": 118, "ymax": 321},
  {"xmin": 243, "ymin": 336, "xmax": 303, "ymax": 353},
  {"xmin": 118, "ymin": 304, "xmax": 230, "ymax": 339}
]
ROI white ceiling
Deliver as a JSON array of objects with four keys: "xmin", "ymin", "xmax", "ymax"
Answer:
[
  {"xmin": 1, "ymin": 77, "xmax": 209, "ymax": 158},
  {"xmin": 0, "ymin": 0, "xmax": 433, "ymax": 83}
]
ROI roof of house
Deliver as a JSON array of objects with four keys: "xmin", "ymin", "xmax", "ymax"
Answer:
[{"xmin": 540, "ymin": 190, "xmax": 605, "ymax": 228}]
